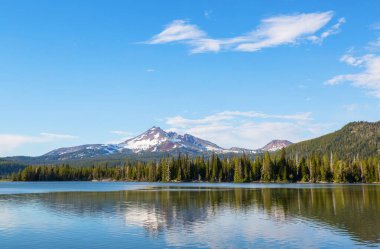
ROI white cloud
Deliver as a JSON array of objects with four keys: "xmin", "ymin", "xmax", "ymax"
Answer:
[
  {"xmin": 165, "ymin": 111, "xmax": 329, "ymax": 149},
  {"xmin": 148, "ymin": 20, "xmax": 206, "ymax": 44},
  {"xmin": 0, "ymin": 133, "xmax": 78, "ymax": 156},
  {"xmin": 188, "ymin": 38, "xmax": 221, "ymax": 53},
  {"xmin": 326, "ymin": 29, "xmax": 380, "ymax": 99},
  {"xmin": 146, "ymin": 12, "xmax": 343, "ymax": 53},
  {"xmin": 236, "ymin": 12, "xmax": 336, "ymax": 52},
  {"xmin": 326, "ymin": 53, "xmax": 380, "ymax": 98},
  {"xmin": 339, "ymin": 53, "xmax": 370, "ymax": 66}
]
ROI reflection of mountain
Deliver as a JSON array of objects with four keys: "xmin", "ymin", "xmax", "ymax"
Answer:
[
  {"xmin": 124, "ymin": 207, "xmax": 165, "ymax": 234},
  {"xmin": 5, "ymin": 186, "xmax": 380, "ymax": 244}
]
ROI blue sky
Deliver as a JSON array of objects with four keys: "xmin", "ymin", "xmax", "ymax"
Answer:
[{"xmin": 1, "ymin": 0, "xmax": 380, "ymax": 156}]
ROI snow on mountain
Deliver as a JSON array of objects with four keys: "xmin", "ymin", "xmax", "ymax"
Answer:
[
  {"xmin": 120, "ymin": 127, "xmax": 170, "ymax": 152},
  {"xmin": 260, "ymin": 140, "xmax": 293, "ymax": 152}
]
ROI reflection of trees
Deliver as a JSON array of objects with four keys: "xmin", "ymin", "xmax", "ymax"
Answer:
[{"xmin": 3, "ymin": 186, "xmax": 380, "ymax": 243}]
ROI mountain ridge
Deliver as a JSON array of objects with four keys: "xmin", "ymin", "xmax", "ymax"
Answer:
[{"xmin": 37, "ymin": 126, "xmax": 281, "ymax": 162}]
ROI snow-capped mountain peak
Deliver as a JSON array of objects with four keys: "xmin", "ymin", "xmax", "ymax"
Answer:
[
  {"xmin": 119, "ymin": 127, "xmax": 223, "ymax": 153},
  {"xmin": 120, "ymin": 126, "xmax": 169, "ymax": 152}
]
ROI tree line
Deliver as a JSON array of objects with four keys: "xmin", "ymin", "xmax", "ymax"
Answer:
[{"xmin": 9, "ymin": 150, "xmax": 380, "ymax": 183}]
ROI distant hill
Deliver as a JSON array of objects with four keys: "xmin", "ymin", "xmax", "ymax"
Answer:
[
  {"xmin": 0, "ymin": 159, "xmax": 26, "ymax": 177},
  {"xmin": 285, "ymin": 121, "xmax": 380, "ymax": 158}
]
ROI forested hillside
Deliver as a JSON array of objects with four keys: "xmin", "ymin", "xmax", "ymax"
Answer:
[
  {"xmin": 286, "ymin": 121, "xmax": 380, "ymax": 159},
  {"xmin": 0, "ymin": 159, "xmax": 26, "ymax": 178}
]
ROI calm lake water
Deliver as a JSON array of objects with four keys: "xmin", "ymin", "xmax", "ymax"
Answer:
[{"xmin": 0, "ymin": 182, "xmax": 379, "ymax": 248}]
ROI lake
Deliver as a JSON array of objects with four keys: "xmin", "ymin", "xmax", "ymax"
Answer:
[{"xmin": 0, "ymin": 182, "xmax": 379, "ymax": 248}]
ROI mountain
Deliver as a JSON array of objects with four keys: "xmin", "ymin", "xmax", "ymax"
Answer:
[
  {"xmin": 260, "ymin": 140, "xmax": 293, "ymax": 152},
  {"xmin": 32, "ymin": 126, "xmax": 256, "ymax": 162},
  {"xmin": 119, "ymin": 127, "xmax": 223, "ymax": 153},
  {"xmin": 285, "ymin": 121, "xmax": 380, "ymax": 158}
]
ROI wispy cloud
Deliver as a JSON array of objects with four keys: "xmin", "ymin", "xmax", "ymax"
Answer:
[
  {"xmin": 146, "ymin": 12, "xmax": 343, "ymax": 53},
  {"xmin": 38, "ymin": 133, "xmax": 78, "ymax": 140},
  {"xmin": 325, "ymin": 25, "xmax": 380, "ymax": 99},
  {"xmin": 148, "ymin": 20, "xmax": 206, "ymax": 44},
  {"xmin": 326, "ymin": 51, "xmax": 380, "ymax": 99},
  {"xmin": 308, "ymin": 17, "xmax": 345, "ymax": 44},
  {"xmin": 0, "ymin": 133, "xmax": 78, "ymax": 156},
  {"xmin": 166, "ymin": 111, "xmax": 311, "ymax": 128},
  {"xmin": 165, "ymin": 111, "xmax": 330, "ymax": 149}
]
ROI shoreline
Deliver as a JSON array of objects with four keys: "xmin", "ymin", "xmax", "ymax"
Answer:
[{"xmin": 1, "ymin": 179, "xmax": 379, "ymax": 184}]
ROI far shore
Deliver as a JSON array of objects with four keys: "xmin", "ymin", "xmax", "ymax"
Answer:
[{"xmin": 0, "ymin": 179, "xmax": 379, "ymax": 184}]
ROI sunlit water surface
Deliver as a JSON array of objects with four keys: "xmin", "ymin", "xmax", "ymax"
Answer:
[{"xmin": 0, "ymin": 182, "xmax": 379, "ymax": 248}]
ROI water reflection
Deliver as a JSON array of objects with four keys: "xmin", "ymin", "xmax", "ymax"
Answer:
[{"xmin": 1, "ymin": 185, "xmax": 379, "ymax": 248}]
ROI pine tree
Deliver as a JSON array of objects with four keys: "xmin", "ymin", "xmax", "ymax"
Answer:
[{"xmin": 262, "ymin": 152, "xmax": 272, "ymax": 181}]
